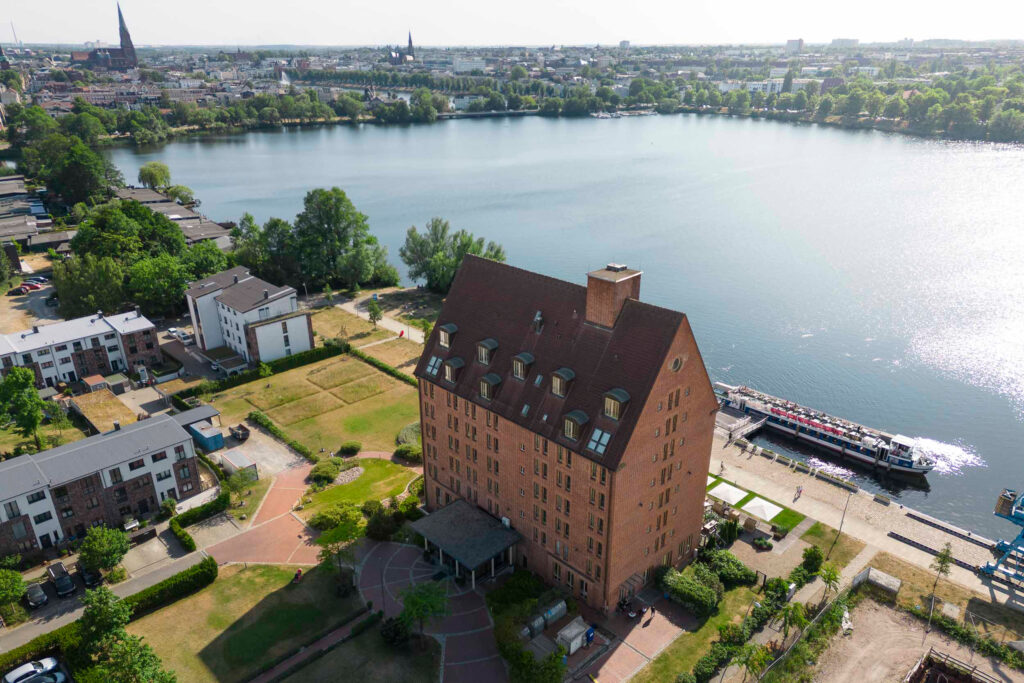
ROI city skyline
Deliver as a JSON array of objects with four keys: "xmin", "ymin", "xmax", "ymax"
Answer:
[{"xmin": 8, "ymin": 0, "xmax": 1024, "ymax": 48}]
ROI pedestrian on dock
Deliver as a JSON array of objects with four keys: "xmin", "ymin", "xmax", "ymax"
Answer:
[{"xmin": 796, "ymin": 485, "xmax": 803, "ymax": 500}]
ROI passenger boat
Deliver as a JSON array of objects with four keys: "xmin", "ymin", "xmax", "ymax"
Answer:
[{"xmin": 715, "ymin": 383, "xmax": 935, "ymax": 475}]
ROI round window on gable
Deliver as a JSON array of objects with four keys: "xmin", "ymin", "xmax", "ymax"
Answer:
[{"xmin": 670, "ymin": 354, "xmax": 689, "ymax": 372}]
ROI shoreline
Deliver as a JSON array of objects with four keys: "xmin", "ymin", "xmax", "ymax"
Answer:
[{"xmin": 709, "ymin": 433, "xmax": 1022, "ymax": 612}]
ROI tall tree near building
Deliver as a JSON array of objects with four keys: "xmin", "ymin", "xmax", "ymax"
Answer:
[
  {"xmin": 96, "ymin": 630, "xmax": 177, "ymax": 683},
  {"xmin": 50, "ymin": 137, "xmax": 110, "ymax": 205},
  {"xmin": 399, "ymin": 581, "xmax": 449, "ymax": 638},
  {"xmin": 0, "ymin": 568, "xmax": 26, "ymax": 608},
  {"xmin": 400, "ymin": 217, "xmax": 506, "ymax": 293},
  {"xmin": 80, "ymin": 587, "xmax": 132, "ymax": 653},
  {"xmin": 293, "ymin": 187, "xmax": 370, "ymax": 286},
  {"xmin": 126, "ymin": 253, "xmax": 191, "ymax": 316},
  {"xmin": 79, "ymin": 526, "xmax": 131, "ymax": 572},
  {"xmin": 52, "ymin": 253, "xmax": 126, "ymax": 317},
  {"xmin": 137, "ymin": 161, "xmax": 171, "ymax": 189}
]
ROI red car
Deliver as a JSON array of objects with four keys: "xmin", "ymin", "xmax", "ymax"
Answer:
[{"xmin": 20, "ymin": 282, "xmax": 42, "ymax": 291}]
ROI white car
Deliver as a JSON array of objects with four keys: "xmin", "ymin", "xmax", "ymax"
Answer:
[{"xmin": 3, "ymin": 658, "xmax": 59, "ymax": 683}]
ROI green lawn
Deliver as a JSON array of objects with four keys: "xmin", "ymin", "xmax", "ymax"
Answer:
[
  {"xmin": 633, "ymin": 582, "xmax": 758, "ymax": 683},
  {"xmin": 230, "ymin": 476, "xmax": 274, "ymax": 524},
  {"xmin": 800, "ymin": 521, "xmax": 865, "ymax": 570},
  {"xmin": 311, "ymin": 307, "xmax": 392, "ymax": 347},
  {"xmin": 706, "ymin": 475, "xmax": 806, "ymax": 530},
  {"xmin": 206, "ymin": 355, "xmax": 419, "ymax": 453},
  {"xmin": 280, "ymin": 631, "xmax": 440, "ymax": 683},
  {"xmin": 130, "ymin": 564, "xmax": 361, "ymax": 683},
  {"xmin": 0, "ymin": 421, "xmax": 87, "ymax": 455},
  {"xmin": 303, "ymin": 460, "xmax": 417, "ymax": 517}
]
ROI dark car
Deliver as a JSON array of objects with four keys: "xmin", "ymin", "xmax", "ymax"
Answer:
[
  {"xmin": 46, "ymin": 562, "xmax": 75, "ymax": 598},
  {"xmin": 6, "ymin": 287, "xmax": 27, "ymax": 296},
  {"xmin": 24, "ymin": 583, "xmax": 48, "ymax": 609},
  {"xmin": 76, "ymin": 562, "xmax": 102, "ymax": 589}
]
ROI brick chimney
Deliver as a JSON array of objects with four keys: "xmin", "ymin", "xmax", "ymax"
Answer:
[{"xmin": 585, "ymin": 264, "xmax": 642, "ymax": 329}]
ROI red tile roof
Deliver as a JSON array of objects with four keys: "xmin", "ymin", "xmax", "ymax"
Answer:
[{"xmin": 414, "ymin": 255, "xmax": 687, "ymax": 470}]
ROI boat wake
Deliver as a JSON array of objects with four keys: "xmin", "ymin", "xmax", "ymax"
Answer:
[
  {"xmin": 807, "ymin": 457, "xmax": 855, "ymax": 481},
  {"xmin": 912, "ymin": 438, "xmax": 985, "ymax": 476}
]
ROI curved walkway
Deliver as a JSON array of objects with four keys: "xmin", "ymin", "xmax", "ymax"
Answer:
[{"xmin": 358, "ymin": 541, "xmax": 508, "ymax": 683}]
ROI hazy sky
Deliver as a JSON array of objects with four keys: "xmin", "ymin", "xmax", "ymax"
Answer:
[{"xmin": 10, "ymin": 0, "xmax": 1024, "ymax": 47}]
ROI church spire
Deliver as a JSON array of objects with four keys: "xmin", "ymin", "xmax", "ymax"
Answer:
[
  {"xmin": 118, "ymin": 4, "xmax": 134, "ymax": 52},
  {"xmin": 407, "ymin": 31, "xmax": 414, "ymax": 57}
]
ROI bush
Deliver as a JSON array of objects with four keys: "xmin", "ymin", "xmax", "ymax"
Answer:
[
  {"xmin": 361, "ymin": 499, "xmax": 384, "ymax": 518},
  {"xmin": 176, "ymin": 492, "xmax": 230, "ymax": 527},
  {"xmin": 802, "ymin": 545, "xmax": 824, "ymax": 574},
  {"xmin": 124, "ymin": 556, "xmax": 218, "ymax": 617},
  {"xmin": 380, "ymin": 615, "xmax": 411, "ymax": 645},
  {"xmin": 692, "ymin": 642, "xmax": 735, "ymax": 682},
  {"xmin": 168, "ymin": 517, "xmax": 196, "ymax": 552},
  {"xmin": 399, "ymin": 496, "xmax": 423, "ymax": 521},
  {"xmin": 309, "ymin": 503, "xmax": 361, "ymax": 531},
  {"xmin": 705, "ymin": 550, "xmax": 756, "ymax": 587},
  {"xmin": 765, "ymin": 577, "xmax": 789, "ymax": 600},
  {"xmin": 692, "ymin": 563, "xmax": 724, "ymax": 604},
  {"xmin": 393, "ymin": 443, "xmax": 422, "ymax": 463},
  {"xmin": 198, "ymin": 452, "xmax": 226, "ymax": 481},
  {"xmin": 789, "ymin": 565, "xmax": 812, "ymax": 589},
  {"xmin": 662, "ymin": 567, "xmax": 719, "ymax": 618},
  {"xmin": 338, "ymin": 441, "xmax": 362, "ymax": 456},
  {"xmin": 396, "ymin": 422, "xmax": 420, "ymax": 445},
  {"xmin": 675, "ymin": 674, "xmax": 697, "ymax": 683},
  {"xmin": 753, "ymin": 537, "xmax": 773, "ymax": 551},
  {"xmin": 310, "ymin": 459, "xmax": 342, "ymax": 486},
  {"xmin": 408, "ymin": 475, "xmax": 424, "ymax": 501},
  {"xmin": 349, "ymin": 611, "xmax": 382, "ymax": 637},
  {"xmin": 718, "ymin": 622, "xmax": 749, "ymax": 645},
  {"xmin": 719, "ymin": 519, "xmax": 739, "ymax": 545},
  {"xmin": 365, "ymin": 511, "xmax": 399, "ymax": 541}
]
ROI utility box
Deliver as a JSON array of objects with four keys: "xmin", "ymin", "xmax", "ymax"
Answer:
[
  {"xmin": 556, "ymin": 616, "xmax": 589, "ymax": 656},
  {"xmin": 542, "ymin": 600, "xmax": 567, "ymax": 627}
]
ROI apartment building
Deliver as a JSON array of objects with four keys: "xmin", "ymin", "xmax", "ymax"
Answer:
[
  {"xmin": 0, "ymin": 411, "xmax": 203, "ymax": 555},
  {"xmin": 0, "ymin": 309, "xmax": 159, "ymax": 388},
  {"xmin": 413, "ymin": 256, "xmax": 719, "ymax": 610},
  {"xmin": 185, "ymin": 267, "xmax": 313, "ymax": 365}
]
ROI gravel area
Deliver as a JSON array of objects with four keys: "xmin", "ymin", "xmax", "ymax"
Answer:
[{"xmin": 335, "ymin": 466, "xmax": 364, "ymax": 486}]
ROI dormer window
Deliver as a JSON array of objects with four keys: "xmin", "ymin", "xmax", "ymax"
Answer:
[
  {"xmin": 477, "ymin": 338, "xmax": 498, "ymax": 365},
  {"xmin": 552, "ymin": 368, "xmax": 575, "ymax": 398},
  {"xmin": 443, "ymin": 357, "xmax": 464, "ymax": 383},
  {"xmin": 479, "ymin": 373, "xmax": 501, "ymax": 401},
  {"xmin": 563, "ymin": 410, "xmax": 588, "ymax": 441},
  {"xmin": 425, "ymin": 356, "xmax": 442, "ymax": 377},
  {"xmin": 438, "ymin": 323, "xmax": 458, "ymax": 349},
  {"xmin": 603, "ymin": 388, "xmax": 630, "ymax": 420},
  {"xmin": 512, "ymin": 352, "xmax": 534, "ymax": 381},
  {"xmin": 587, "ymin": 428, "xmax": 612, "ymax": 455}
]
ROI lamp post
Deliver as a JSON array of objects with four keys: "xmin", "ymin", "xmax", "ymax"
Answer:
[{"xmin": 828, "ymin": 490, "xmax": 853, "ymax": 560}]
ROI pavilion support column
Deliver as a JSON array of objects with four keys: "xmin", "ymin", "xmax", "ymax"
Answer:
[
  {"xmin": 424, "ymin": 536, "xmax": 428, "ymax": 551},
  {"xmin": 472, "ymin": 569, "xmax": 476, "ymax": 590},
  {"xmin": 439, "ymin": 548, "xmax": 443, "ymax": 565},
  {"xmin": 455, "ymin": 562, "xmax": 459, "ymax": 578},
  {"xmin": 491, "ymin": 557, "xmax": 495, "ymax": 578}
]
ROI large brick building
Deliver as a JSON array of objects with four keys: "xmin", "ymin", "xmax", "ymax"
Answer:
[
  {"xmin": 0, "ymin": 309, "xmax": 160, "ymax": 389},
  {"xmin": 413, "ymin": 256, "xmax": 718, "ymax": 610},
  {"xmin": 0, "ymin": 411, "xmax": 204, "ymax": 555}
]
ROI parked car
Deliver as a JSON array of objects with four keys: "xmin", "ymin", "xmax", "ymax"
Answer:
[
  {"xmin": 45, "ymin": 297, "xmax": 59, "ymax": 307},
  {"xmin": 46, "ymin": 562, "xmax": 75, "ymax": 598},
  {"xmin": 22, "ymin": 674, "xmax": 65, "ymax": 683},
  {"xmin": 6, "ymin": 287, "xmax": 27, "ymax": 296},
  {"xmin": 2, "ymin": 658, "xmax": 59, "ymax": 683},
  {"xmin": 24, "ymin": 582, "xmax": 48, "ymax": 609},
  {"xmin": 179, "ymin": 332, "xmax": 195, "ymax": 345},
  {"xmin": 24, "ymin": 278, "xmax": 48, "ymax": 284},
  {"xmin": 167, "ymin": 326, "xmax": 179, "ymax": 338},
  {"xmin": 20, "ymin": 283, "xmax": 42, "ymax": 291},
  {"xmin": 76, "ymin": 561, "xmax": 102, "ymax": 588},
  {"xmin": 27, "ymin": 275, "xmax": 48, "ymax": 282}
]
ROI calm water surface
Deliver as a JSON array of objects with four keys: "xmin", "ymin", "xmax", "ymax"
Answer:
[{"xmin": 107, "ymin": 115, "xmax": 1024, "ymax": 537}]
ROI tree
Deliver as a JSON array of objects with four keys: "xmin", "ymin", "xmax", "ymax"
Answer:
[
  {"xmin": 400, "ymin": 581, "xmax": 449, "ymax": 637},
  {"xmin": 0, "ymin": 367, "xmax": 35, "ymax": 413},
  {"xmin": 126, "ymin": 253, "xmax": 190, "ymax": 316},
  {"xmin": 137, "ymin": 161, "xmax": 171, "ymax": 189},
  {"xmin": 400, "ymin": 217, "xmax": 506, "ymax": 293},
  {"xmin": 80, "ymin": 587, "xmax": 132, "ymax": 652},
  {"xmin": 366, "ymin": 299, "xmax": 383, "ymax": 328},
  {"xmin": 293, "ymin": 187, "xmax": 371, "ymax": 287},
  {"xmin": 48, "ymin": 407, "xmax": 73, "ymax": 440},
  {"xmin": 51, "ymin": 137, "xmax": 110, "ymax": 205},
  {"xmin": 801, "ymin": 545, "xmax": 824, "ymax": 574},
  {"xmin": 780, "ymin": 601, "xmax": 807, "ymax": 640},
  {"xmin": 181, "ymin": 240, "xmax": 228, "ymax": 279},
  {"xmin": 337, "ymin": 241, "xmax": 374, "ymax": 291},
  {"xmin": 930, "ymin": 542, "xmax": 953, "ymax": 596},
  {"xmin": 11, "ymin": 389, "xmax": 45, "ymax": 449},
  {"xmin": 734, "ymin": 643, "xmax": 772, "ymax": 681},
  {"xmin": 510, "ymin": 65, "xmax": 528, "ymax": 80},
  {"xmin": 0, "ymin": 568, "xmax": 26, "ymax": 607},
  {"xmin": 222, "ymin": 469, "xmax": 258, "ymax": 507},
  {"xmin": 96, "ymin": 630, "xmax": 177, "ymax": 683},
  {"xmin": 164, "ymin": 185, "xmax": 196, "ymax": 205},
  {"xmin": 819, "ymin": 563, "xmax": 840, "ymax": 602},
  {"xmin": 79, "ymin": 525, "xmax": 131, "ymax": 572},
  {"xmin": 53, "ymin": 253, "xmax": 125, "ymax": 317}
]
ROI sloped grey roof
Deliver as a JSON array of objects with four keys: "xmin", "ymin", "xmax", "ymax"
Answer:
[
  {"xmin": 410, "ymin": 499, "xmax": 521, "ymax": 569},
  {"xmin": 0, "ymin": 414, "xmax": 193, "ymax": 500},
  {"xmin": 171, "ymin": 405, "xmax": 220, "ymax": 427}
]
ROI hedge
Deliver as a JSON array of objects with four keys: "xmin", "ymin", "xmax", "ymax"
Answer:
[
  {"xmin": 662, "ymin": 567, "xmax": 718, "ymax": 618},
  {"xmin": 0, "ymin": 557, "xmax": 219, "ymax": 674},
  {"xmin": 198, "ymin": 452, "xmax": 226, "ymax": 481},
  {"xmin": 348, "ymin": 347, "xmax": 417, "ymax": 387},
  {"xmin": 338, "ymin": 441, "xmax": 361, "ymax": 456},
  {"xmin": 124, "ymin": 556, "xmax": 219, "ymax": 617},
  {"xmin": 169, "ymin": 492, "xmax": 231, "ymax": 552},
  {"xmin": 393, "ymin": 443, "xmax": 422, "ymax": 463},
  {"xmin": 249, "ymin": 410, "xmax": 317, "ymax": 462}
]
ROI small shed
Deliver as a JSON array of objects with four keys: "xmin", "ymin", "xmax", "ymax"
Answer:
[
  {"xmin": 218, "ymin": 448, "xmax": 258, "ymax": 479},
  {"xmin": 103, "ymin": 373, "xmax": 130, "ymax": 395},
  {"xmin": 83, "ymin": 375, "xmax": 109, "ymax": 392},
  {"xmin": 187, "ymin": 420, "xmax": 224, "ymax": 452},
  {"xmin": 556, "ymin": 616, "xmax": 589, "ymax": 656}
]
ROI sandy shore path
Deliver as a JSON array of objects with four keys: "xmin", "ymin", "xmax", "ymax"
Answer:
[{"xmin": 709, "ymin": 434, "xmax": 1023, "ymax": 610}]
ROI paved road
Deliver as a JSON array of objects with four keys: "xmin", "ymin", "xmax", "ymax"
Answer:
[{"xmin": 0, "ymin": 552, "xmax": 206, "ymax": 651}]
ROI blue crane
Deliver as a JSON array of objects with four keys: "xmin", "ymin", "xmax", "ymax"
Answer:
[{"xmin": 982, "ymin": 489, "xmax": 1024, "ymax": 584}]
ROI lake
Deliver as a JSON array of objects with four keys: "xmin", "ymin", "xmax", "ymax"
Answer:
[{"xmin": 107, "ymin": 114, "xmax": 1024, "ymax": 537}]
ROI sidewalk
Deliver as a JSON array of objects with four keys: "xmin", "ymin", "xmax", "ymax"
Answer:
[
  {"xmin": 248, "ymin": 614, "xmax": 360, "ymax": 683},
  {"xmin": 0, "ymin": 552, "xmax": 206, "ymax": 651},
  {"xmin": 338, "ymin": 297, "xmax": 426, "ymax": 344}
]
